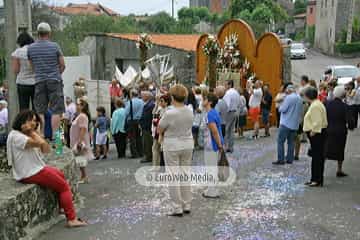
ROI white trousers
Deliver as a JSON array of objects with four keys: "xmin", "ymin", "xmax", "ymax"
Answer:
[{"xmin": 164, "ymin": 149, "xmax": 193, "ymax": 213}]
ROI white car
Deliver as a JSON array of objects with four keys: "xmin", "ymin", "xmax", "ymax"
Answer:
[
  {"xmin": 322, "ymin": 65, "xmax": 360, "ymax": 85},
  {"xmin": 290, "ymin": 43, "xmax": 306, "ymax": 59},
  {"xmin": 280, "ymin": 38, "xmax": 292, "ymax": 45}
]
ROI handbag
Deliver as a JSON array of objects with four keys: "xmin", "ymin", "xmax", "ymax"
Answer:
[{"xmin": 218, "ymin": 150, "xmax": 230, "ymax": 182}]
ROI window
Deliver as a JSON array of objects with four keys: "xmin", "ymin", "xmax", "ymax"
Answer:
[
  {"xmin": 325, "ymin": 0, "xmax": 328, "ymax": 8},
  {"xmin": 329, "ymin": 28, "xmax": 332, "ymax": 38},
  {"xmin": 310, "ymin": 7, "xmax": 313, "ymax": 14},
  {"xmin": 332, "ymin": 0, "xmax": 335, "ymax": 7},
  {"xmin": 321, "ymin": 0, "xmax": 324, "ymax": 8}
]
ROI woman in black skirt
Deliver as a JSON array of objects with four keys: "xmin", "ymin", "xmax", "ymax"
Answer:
[{"xmin": 325, "ymin": 86, "xmax": 351, "ymax": 177}]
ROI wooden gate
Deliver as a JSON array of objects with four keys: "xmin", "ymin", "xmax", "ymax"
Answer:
[{"xmin": 196, "ymin": 19, "xmax": 283, "ymax": 127}]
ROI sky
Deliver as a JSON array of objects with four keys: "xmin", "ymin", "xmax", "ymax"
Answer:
[{"xmin": 50, "ymin": 0, "xmax": 189, "ymax": 16}]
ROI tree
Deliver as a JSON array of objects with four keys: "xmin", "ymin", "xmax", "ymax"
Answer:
[
  {"xmin": 178, "ymin": 7, "xmax": 211, "ymax": 24},
  {"xmin": 237, "ymin": 10, "xmax": 252, "ymax": 21},
  {"xmin": 251, "ymin": 4, "xmax": 274, "ymax": 24},
  {"xmin": 230, "ymin": 0, "xmax": 288, "ymax": 23},
  {"xmin": 294, "ymin": 0, "xmax": 307, "ymax": 15}
]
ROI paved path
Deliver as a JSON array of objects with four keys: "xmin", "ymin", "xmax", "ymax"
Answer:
[
  {"xmin": 39, "ymin": 128, "xmax": 360, "ymax": 240},
  {"xmin": 291, "ymin": 49, "xmax": 360, "ymax": 84}
]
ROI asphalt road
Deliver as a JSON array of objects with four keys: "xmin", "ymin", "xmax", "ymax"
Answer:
[
  {"xmin": 36, "ymin": 51, "xmax": 360, "ymax": 240},
  {"xmin": 38, "ymin": 127, "xmax": 360, "ymax": 240},
  {"xmin": 291, "ymin": 49, "xmax": 360, "ymax": 84}
]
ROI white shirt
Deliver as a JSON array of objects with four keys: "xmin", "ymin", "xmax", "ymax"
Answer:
[
  {"xmin": 249, "ymin": 88, "xmax": 263, "ymax": 108},
  {"xmin": 11, "ymin": 46, "xmax": 36, "ymax": 86},
  {"xmin": 223, "ymin": 88, "xmax": 241, "ymax": 112},
  {"xmin": 64, "ymin": 102, "xmax": 77, "ymax": 122},
  {"xmin": 6, "ymin": 130, "xmax": 46, "ymax": 181},
  {"xmin": 0, "ymin": 108, "xmax": 8, "ymax": 126}
]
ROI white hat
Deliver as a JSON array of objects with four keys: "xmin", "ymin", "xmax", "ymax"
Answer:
[
  {"xmin": 333, "ymin": 85, "xmax": 346, "ymax": 99},
  {"xmin": 37, "ymin": 22, "xmax": 51, "ymax": 33}
]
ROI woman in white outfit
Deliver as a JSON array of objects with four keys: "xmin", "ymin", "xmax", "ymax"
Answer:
[{"xmin": 159, "ymin": 84, "xmax": 194, "ymax": 217}]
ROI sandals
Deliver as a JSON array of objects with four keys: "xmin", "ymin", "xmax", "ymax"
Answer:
[{"xmin": 66, "ymin": 218, "xmax": 88, "ymax": 228}]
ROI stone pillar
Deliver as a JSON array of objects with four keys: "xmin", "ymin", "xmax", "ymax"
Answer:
[
  {"xmin": 282, "ymin": 46, "xmax": 291, "ymax": 84},
  {"xmin": 4, "ymin": 0, "xmax": 19, "ymax": 128}
]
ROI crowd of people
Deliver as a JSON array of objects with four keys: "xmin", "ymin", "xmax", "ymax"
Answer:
[
  {"xmin": 4, "ymin": 21, "xmax": 360, "ymax": 225},
  {"xmin": 274, "ymin": 75, "xmax": 360, "ymax": 187}
]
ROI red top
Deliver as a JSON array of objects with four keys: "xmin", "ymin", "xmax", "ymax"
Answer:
[
  {"xmin": 109, "ymin": 84, "xmax": 122, "ymax": 98},
  {"xmin": 318, "ymin": 90, "xmax": 327, "ymax": 103}
]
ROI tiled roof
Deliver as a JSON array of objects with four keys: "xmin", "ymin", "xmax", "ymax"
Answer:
[
  {"xmin": 52, "ymin": 3, "xmax": 118, "ymax": 16},
  {"xmin": 106, "ymin": 34, "xmax": 201, "ymax": 52}
]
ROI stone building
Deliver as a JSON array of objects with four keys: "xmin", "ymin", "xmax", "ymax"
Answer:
[
  {"xmin": 314, "ymin": 0, "xmax": 360, "ymax": 55},
  {"xmin": 189, "ymin": 0, "xmax": 230, "ymax": 13},
  {"xmin": 79, "ymin": 34, "xmax": 200, "ymax": 86}
]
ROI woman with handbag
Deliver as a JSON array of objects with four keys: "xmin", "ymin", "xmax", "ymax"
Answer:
[
  {"xmin": 70, "ymin": 99, "xmax": 93, "ymax": 184},
  {"xmin": 202, "ymin": 91, "xmax": 225, "ymax": 198}
]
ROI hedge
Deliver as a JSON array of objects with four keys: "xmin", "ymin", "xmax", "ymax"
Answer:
[{"xmin": 335, "ymin": 42, "xmax": 360, "ymax": 54}]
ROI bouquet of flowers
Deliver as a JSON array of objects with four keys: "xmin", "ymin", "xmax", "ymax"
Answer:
[
  {"xmin": 203, "ymin": 35, "xmax": 220, "ymax": 57},
  {"xmin": 136, "ymin": 33, "xmax": 153, "ymax": 50},
  {"xmin": 218, "ymin": 33, "xmax": 241, "ymax": 70}
]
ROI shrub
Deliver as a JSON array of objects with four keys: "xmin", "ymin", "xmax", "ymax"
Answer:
[{"xmin": 335, "ymin": 42, "xmax": 360, "ymax": 54}]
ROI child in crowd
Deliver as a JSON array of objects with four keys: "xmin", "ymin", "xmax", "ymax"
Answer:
[
  {"xmin": 94, "ymin": 106, "xmax": 109, "ymax": 160},
  {"xmin": 237, "ymin": 88, "xmax": 248, "ymax": 137}
]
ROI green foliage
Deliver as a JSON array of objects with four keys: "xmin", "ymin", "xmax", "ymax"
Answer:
[
  {"xmin": 353, "ymin": 16, "xmax": 360, "ymax": 42},
  {"xmin": 140, "ymin": 12, "xmax": 176, "ymax": 33},
  {"xmin": 294, "ymin": 30, "xmax": 305, "ymax": 41},
  {"xmin": 251, "ymin": 4, "xmax": 274, "ymax": 24},
  {"xmin": 294, "ymin": 0, "xmax": 307, "ymax": 15},
  {"xmin": 237, "ymin": 10, "xmax": 252, "ymax": 21},
  {"xmin": 178, "ymin": 7, "xmax": 211, "ymax": 24},
  {"xmin": 335, "ymin": 42, "xmax": 360, "ymax": 54},
  {"xmin": 230, "ymin": 0, "xmax": 288, "ymax": 23},
  {"xmin": 306, "ymin": 26, "xmax": 315, "ymax": 47}
]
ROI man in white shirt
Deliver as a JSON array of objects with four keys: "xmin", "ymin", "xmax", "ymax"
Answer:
[{"xmin": 223, "ymin": 80, "xmax": 241, "ymax": 153}]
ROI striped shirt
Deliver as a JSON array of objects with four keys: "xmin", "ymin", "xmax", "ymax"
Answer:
[{"xmin": 28, "ymin": 40, "xmax": 63, "ymax": 83}]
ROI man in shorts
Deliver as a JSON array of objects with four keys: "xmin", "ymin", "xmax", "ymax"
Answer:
[{"xmin": 28, "ymin": 22, "xmax": 66, "ymax": 138}]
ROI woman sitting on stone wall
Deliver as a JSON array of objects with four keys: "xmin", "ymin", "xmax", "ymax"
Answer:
[{"xmin": 6, "ymin": 110, "xmax": 87, "ymax": 228}]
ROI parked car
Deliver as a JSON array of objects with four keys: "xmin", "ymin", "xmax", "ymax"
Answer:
[
  {"xmin": 321, "ymin": 65, "xmax": 360, "ymax": 85},
  {"xmin": 280, "ymin": 38, "xmax": 292, "ymax": 46},
  {"xmin": 290, "ymin": 43, "xmax": 306, "ymax": 59}
]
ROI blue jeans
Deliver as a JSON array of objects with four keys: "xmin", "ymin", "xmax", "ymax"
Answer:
[{"xmin": 277, "ymin": 125, "xmax": 296, "ymax": 163}]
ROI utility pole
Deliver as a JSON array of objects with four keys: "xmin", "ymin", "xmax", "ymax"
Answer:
[
  {"xmin": 172, "ymin": 0, "xmax": 175, "ymax": 18},
  {"xmin": 4, "ymin": 0, "xmax": 19, "ymax": 128},
  {"xmin": 346, "ymin": 0, "xmax": 355, "ymax": 44}
]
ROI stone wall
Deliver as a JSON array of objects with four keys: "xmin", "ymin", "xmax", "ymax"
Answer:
[
  {"xmin": 0, "ymin": 148, "xmax": 79, "ymax": 240},
  {"xmin": 79, "ymin": 34, "xmax": 197, "ymax": 86}
]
